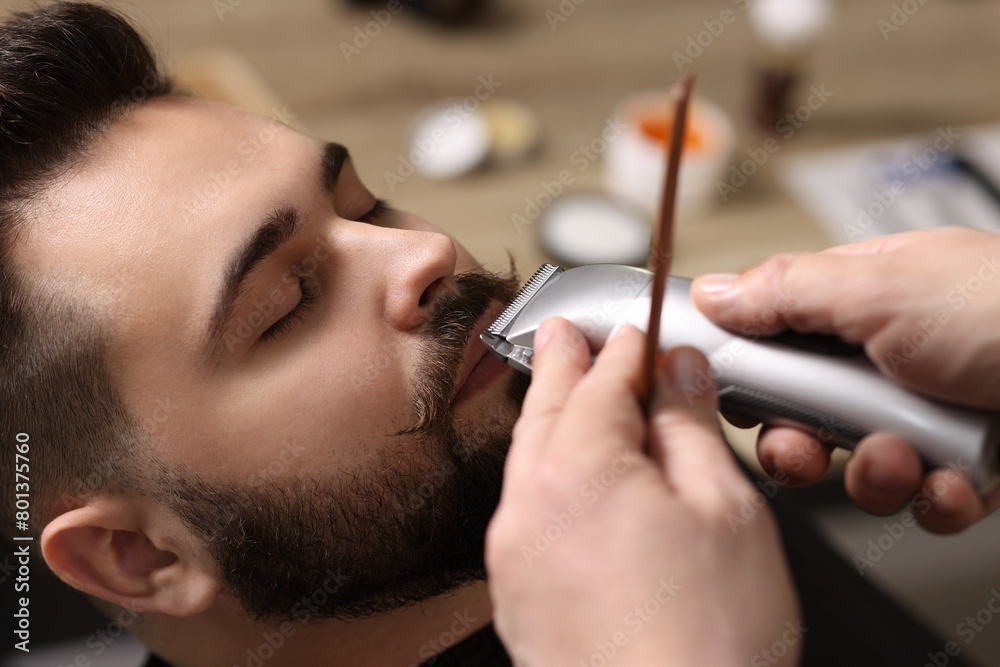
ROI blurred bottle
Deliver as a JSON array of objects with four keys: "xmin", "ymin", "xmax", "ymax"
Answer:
[
  {"xmin": 749, "ymin": 0, "xmax": 832, "ymax": 133},
  {"xmin": 345, "ymin": 0, "xmax": 488, "ymax": 26}
]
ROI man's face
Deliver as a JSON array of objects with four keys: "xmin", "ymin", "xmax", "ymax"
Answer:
[{"xmin": 22, "ymin": 96, "xmax": 528, "ymax": 620}]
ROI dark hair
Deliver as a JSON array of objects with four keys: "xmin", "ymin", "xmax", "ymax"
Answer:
[{"xmin": 0, "ymin": 2, "xmax": 172, "ymax": 543}]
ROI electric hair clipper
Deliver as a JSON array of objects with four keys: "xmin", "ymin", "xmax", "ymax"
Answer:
[{"xmin": 481, "ymin": 263, "xmax": 1000, "ymax": 493}]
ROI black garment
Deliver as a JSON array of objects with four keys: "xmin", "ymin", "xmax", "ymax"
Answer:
[
  {"xmin": 140, "ymin": 475, "xmax": 982, "ymax": 667},
  {"xmin": 140, "ymin": 623, "xmax": 510, "ymax": 667},
  {"xmin": 416, "ymin": 624, "xmax": 511, "ymax": 667}
]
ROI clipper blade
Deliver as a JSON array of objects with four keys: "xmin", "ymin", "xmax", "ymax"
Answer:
[
  {"xmin": 486, "ymin": 263, "xmax": 563, "ymax": 337},
  {"xmin": 481, "ymin": 263, "xmax": 564, "ymax": 373}
]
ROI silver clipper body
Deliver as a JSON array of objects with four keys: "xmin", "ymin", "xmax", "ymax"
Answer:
[{"xmin": 481, "ymin": 264, "xmax": 1000, "ymax": 493}]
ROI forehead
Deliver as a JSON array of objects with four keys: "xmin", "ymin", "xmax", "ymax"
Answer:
[{"xmin": 19, "ymin": 96, "xmax": 317, "ymax": 328}]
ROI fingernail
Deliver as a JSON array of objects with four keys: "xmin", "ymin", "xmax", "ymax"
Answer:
[
  {"xmin": 662, "ymin": 347, "xmax": 707, "ymax": 392},
  {"xmin": 608, "ymin": 322, "xmax": 631, "ymax": 342},
  {"xmin": 697, "ymin": 273, "xmax": 739, "ymax": 295}
]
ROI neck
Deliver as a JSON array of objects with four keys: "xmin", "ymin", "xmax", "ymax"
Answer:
[{"xmin": 145, "ymin": 580, "xmax": 493, "ymax": 667}]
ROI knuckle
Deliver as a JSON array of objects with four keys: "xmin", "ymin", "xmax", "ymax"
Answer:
[
  {"xmin": 529, "ymin": 458, "xmax": 578, "ymax": 504},
  {"xmin": 539, "ymin": 327, "xmax": 589, "ymax": 365}
]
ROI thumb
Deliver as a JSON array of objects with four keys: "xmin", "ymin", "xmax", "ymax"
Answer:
[
  {"xmin": 692, "ymin": 254, "xmax": 847, "ymax": 338},
  {"xmin": 648, "ymin": 347, "xmax": 743, "ymax": 498}
]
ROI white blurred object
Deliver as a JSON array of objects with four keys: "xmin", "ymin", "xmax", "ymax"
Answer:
[
  {"xmin": 749, "ymin": 0, "xmax": 833, "ymax": 57},
  {"xmin": 480, "ymin": 98, "xmax": 542, "ymax": 166},
  {"xmin": 781, "ymin": 124, "xmax": 1000, "ymax": 243},
  {"xmin": 539, "ymin": 193, "xmax": 650, "ymax": 267},
  {"xmin": 602, "ymin": 91, "xmax": 735, "ymax": 221},
  {"xmin": 408, "ymin": 97, "xmax": 541, "ymax": 180},
  {"xmin": 409, "ymin": 101, "xmax": 492, "ymax": 180}
]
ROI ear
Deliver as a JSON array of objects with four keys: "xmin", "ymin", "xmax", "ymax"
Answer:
[{"xmin": 41, "ymin": 493, "xmax": 223, "ymax": 616}]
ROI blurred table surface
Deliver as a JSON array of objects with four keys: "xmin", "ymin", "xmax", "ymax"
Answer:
[{"xmin": 3, "ymin": 0, "xmax": 991, "ymax": 275}]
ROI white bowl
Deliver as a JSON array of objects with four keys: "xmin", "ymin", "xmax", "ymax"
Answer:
[{"xmin": 602, "ymin": 91, "xmax": 736, "ymax": 220}]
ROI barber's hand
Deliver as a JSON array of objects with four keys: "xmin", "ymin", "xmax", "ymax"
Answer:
[
  {"xmin": 692, "ymin": 227, "xmax": 1000, "ymax": 534},
  {"xmin": 485, "ymin": 318, "xmax": 799, "ymax": 667}
]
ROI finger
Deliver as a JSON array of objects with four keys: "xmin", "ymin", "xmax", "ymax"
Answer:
[
  {"xmin": 844, "ymin": 433, "xmax": 924, "ymax": 516},
  {"xmin": 507, "ymin": 318, "xmax": 591, "ymax": 472},
  {"xmin": 516, "ymin": 317, "xmax": 590, "ymax": 426},
  {"xmin": 756, "ymin": 426, "xmax": 832, "ymax": 485},
  {"xmin": 691, "ymin": 252, "xmax": 887, "ymax": 342},
  {"xmin": 819, "ymin": 229, "xmax": 940, "ymax": 257},
  {"xmin": 544, "ymin": 324, "xmax": 647, "ymax": 469},
  {"xmin": 648, "ymin": 346, "xmax": 743, "ymax": 496},
  {"xmin": 914, "ymin": 468, "xmax": 996, "ymax": 534},
  {"xmin": 819, "ymin": 235, "xmax": 897, "ymax": 257}
]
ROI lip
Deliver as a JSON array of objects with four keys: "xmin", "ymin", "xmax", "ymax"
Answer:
[{"xmin": 451, "ymin": 302, "xmax": 509, "ymax": 406}]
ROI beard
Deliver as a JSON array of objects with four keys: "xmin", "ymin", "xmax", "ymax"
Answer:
[{"xmin": 155, "ymin": 270, "xmax": 530, "ymax": 623}]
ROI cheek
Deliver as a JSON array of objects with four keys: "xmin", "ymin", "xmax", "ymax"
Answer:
[
  {"xmin": 153, "ymin": 338, "xmax": 419, "ymax": 481},
  {"xmin": 277, "ymin": 336, "xmax": 418, "ymax": 461}
]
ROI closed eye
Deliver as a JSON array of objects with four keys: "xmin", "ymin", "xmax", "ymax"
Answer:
[
  {"xmin": 358, "ymin": 198, "xmax": 390, "ymax": 224},
  {"xmin": 259, "ymin": 276, "xmax": 319, "ymax": 343},
  {"xmin": 257, "ymin": 198, "xmax": 388, "ymax": 344}
]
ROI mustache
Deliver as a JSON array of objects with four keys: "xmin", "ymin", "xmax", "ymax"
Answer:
[{"xmin": 403, "ymin": 268, "xmax": 522, "ymax": 436}]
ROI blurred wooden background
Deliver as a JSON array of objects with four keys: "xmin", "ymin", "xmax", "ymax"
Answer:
[{"xmin": 25, "ymin": 0, "xmax": 992, "ymax": 278}]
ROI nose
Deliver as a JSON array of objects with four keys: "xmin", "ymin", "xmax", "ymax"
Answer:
[{"xmin": 339, "ymin": 221, "xmax": 458, "ymax": 331}]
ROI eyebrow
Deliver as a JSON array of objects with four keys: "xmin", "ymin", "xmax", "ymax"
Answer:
[{"xmin": 203, "ymin": 141, "xmax": 350, "ymax": 359}]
